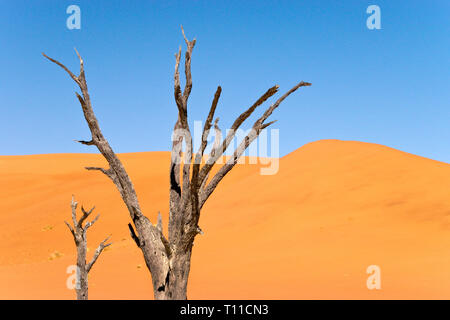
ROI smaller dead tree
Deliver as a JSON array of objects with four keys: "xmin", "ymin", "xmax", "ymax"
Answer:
[{"xmin": 65, "ymin": 196, "xmax": 112, "ymax": 300}]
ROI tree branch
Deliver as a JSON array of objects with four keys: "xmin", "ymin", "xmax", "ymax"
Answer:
[
  {"xmin": 64, "ymin": 220, "xmax": 75, "ymax": 238},
  {"xmin": 174, "ymin": 47, "xmax": 185, "ymax": 122},
  {"xmin": 42, "ymin": 52, "xmax": 80, "ymax": 84},
  {"xmin": 84, "ymin": 214, "xmax": 100, "ymax": 231},
  {"xmin": 169, "ymin": 26, "xmax": 197, "ymax": 242},
  {"xmin": 197, "ymin": 85, "xmax": 279, "ymax": 186},
  {"xmin": 181, "ymin": 25, "xmax": 196, "ymax": 105},
  {"xmin": 43, "ymin": 49, "xmax": 145, "ymax": 223},
  {"xmin": 86, "ymin": 235, "xmax": 112, "ymax": 273},
  {"xmin": 199, "ymin": 81, "xmax": 311, "ymax": 207},
  {"xmin": 78, "ymin": 205, "xmax": 95, "ymax": 228},
  {"xmin": 70, "ymin": 196, "xmax": 78, "ymax": 228},
  {"xmin": 75, "ymin": 139, "xmax": 95, "ymax": 146},
  {"xmin": 192, "ymin": 87, "xmax": 222, "ymax": 188},
  {"xmin": 257, "ymin": 81, "xmax": 311, "ymax": 126},
  {"xmin": 200, "ymin": 128, "xmax": 259, "ymax": 208}
]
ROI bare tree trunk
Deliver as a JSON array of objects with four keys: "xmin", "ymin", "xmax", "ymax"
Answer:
[
  {"xmin": 163, "ymin": 250, "xmax": 192, "ymax": 299},
  {"xmin": 44, "ymin": 27, "xmax": 310, "ymax": 300},
  {"xmin": 76, "ymin": 242, "xmax": 88, "ymax": 300},
  {"xmin": 65, "ymin": 196, "xmax": 112, "ymax": 300}
]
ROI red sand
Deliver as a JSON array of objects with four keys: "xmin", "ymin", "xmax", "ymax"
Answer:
[{"xmin": 1, "ymin": 139, "xmax": 449, "ymax": 299}]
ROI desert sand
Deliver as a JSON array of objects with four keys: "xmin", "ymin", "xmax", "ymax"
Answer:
[{"xmin": 0, "ymin": 139, "xmax": 449, "ymax": 299}]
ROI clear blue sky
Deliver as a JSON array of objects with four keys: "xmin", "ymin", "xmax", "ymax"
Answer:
[{"xmin": 0, "ymin": 0, "xmax": 449, "ymax": 162}]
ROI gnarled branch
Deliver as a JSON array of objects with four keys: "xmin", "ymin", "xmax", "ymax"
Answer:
[
  {"xmin": 169, "ymin": 26, "xmax": 197, "ymax": 243},
  {"xmin": 43, "ymin": 50, "xmax": 144, "ymax": 223},
  {"xmin": 195, "ymin": 85, "xmax": 280, "ymax": 188},
  {"xmin": 87, "ymin": 235, "xmax": 112, "ymax": 273},
  {"xmin": 199, "ymin": 81, "xmax": 311, "ymax": 207},
  {"xmin": 191, "ymin": 87, "xmax": 222, "ymax": 189}
]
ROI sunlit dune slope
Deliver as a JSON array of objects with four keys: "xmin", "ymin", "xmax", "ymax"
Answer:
[{"xmin": 0, "ymin": 139, "xmax": 449, "ymax": 299}]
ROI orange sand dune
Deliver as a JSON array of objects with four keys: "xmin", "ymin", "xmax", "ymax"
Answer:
[{"xmin": 1, "ymin": 139, "xmax": 450, "ymax": 299}]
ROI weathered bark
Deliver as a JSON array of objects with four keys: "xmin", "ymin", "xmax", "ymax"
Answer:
[
  {"xmin": 44, "ymin": 26, "xmax": 310, "ymax": 300},
  {"xmin": 65, "ymin": 196, "xmax": 111, "ymax": 300}
]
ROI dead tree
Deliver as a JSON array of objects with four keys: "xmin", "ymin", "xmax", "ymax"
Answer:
[
  {"xmin": 44, "ymin": 27, "xmax": 311, "ymax": 300},
  {"xmin": 65, "ymin": 196, "xmax": 112, "ymax": 300}
]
